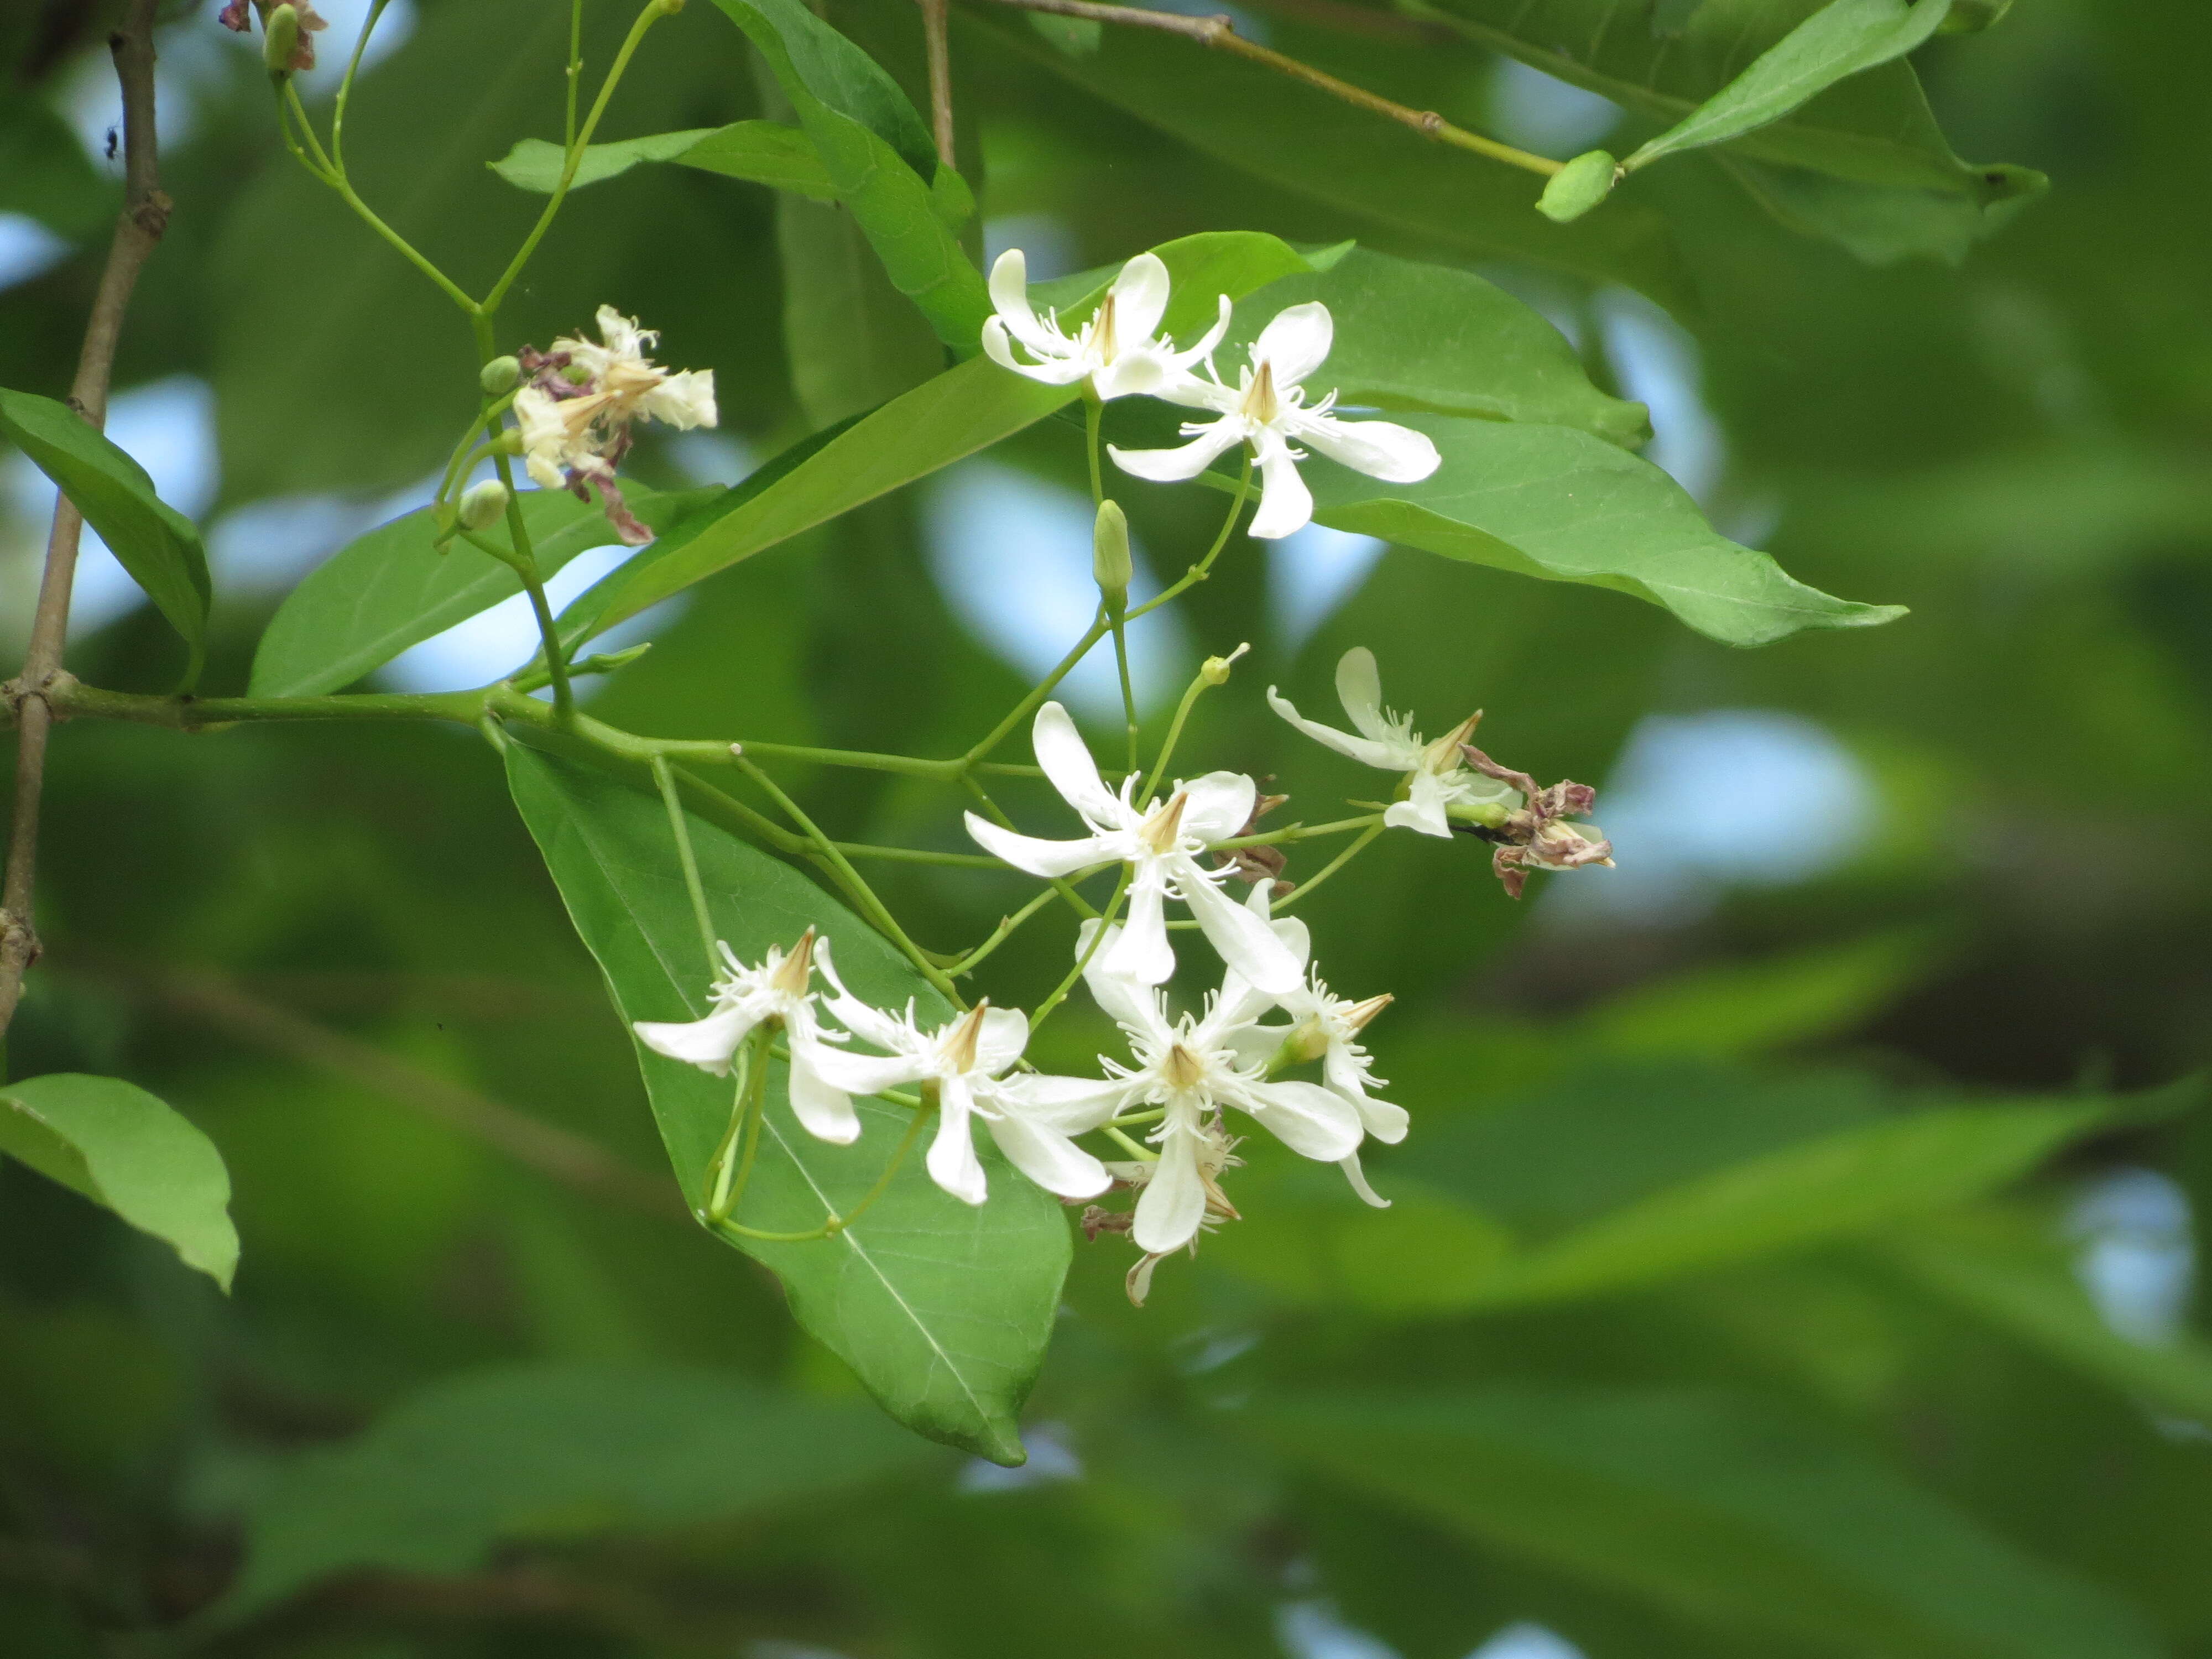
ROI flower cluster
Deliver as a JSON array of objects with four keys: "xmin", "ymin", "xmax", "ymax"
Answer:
[{"xmin": 985, "ymin": 251, "xmax": 1441, "ymax": 540}]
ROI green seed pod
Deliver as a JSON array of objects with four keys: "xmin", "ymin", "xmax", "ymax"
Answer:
[
  {"xmin": 1092, "ymin": 499, "xmax": 1133, "ymax": 612},
  {"xmin": 457, "ymin": 479, "xmax": 512, "ymax": 531},
  {"xmin": 263, "ymin": 3, "xmax": 301, "ymax": 75},
  {"xmin": 1536, "ymin": 149, "xmax": 1619, "ymax": 224},
  {"xmin": 479, "ymin": 356, "xmax": 521, "ymax": 395}
]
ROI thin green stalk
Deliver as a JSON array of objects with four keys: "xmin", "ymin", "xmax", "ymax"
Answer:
[
  {"xmin": 1124, "ymin": 453, "xmax": 1251, "ymax": 622},
  {"xmin": 1109, "ymin": 615, "xmax": 1140, "ymax": 775},
  {"xmin": 1214, "ymin": 813, "xmax": 1383, "ymax": 850},
  {"xmin": 1273, "ymin": 822, "xmax": 1386, "ymax": 912},
  {"xmin": 963, "ymin": 611, "xmax": 1113, "ymax": 765},
  {"xmin": 1028, "ymin": 867, "xmax": 1131, "ymax": 1034},
  {"xmin": 471, "ymin": 314, "xmax": 573, "ymax": 718},
  {"xmin": 733, "ymin": 740, "xmax": 959, "ymax": 778},
  {"xmin": 1084, "ymin": 394, "xmax": 1104, "ymax": 504},
  {"xmin": 827, "ymin": 1096, "xmax": 933, "ymax": 1233},
  {"xmin": 1102, "ymin": 1124, "xmax": 1157, "ymax": 1162},
  {"xmin": 483, "ymin": 0, "xmax": 667, "ymax": 315},
  {"xmin": 1107, "ymin": 1107, "xmax": 1166, "ymax": 1129},
  {"xmin": 331, "ymin": 0, "xmax": 395, "ymax": 173},
  {"xmin": 951, "ymin": 884, "xmax": 1062, "ymax": 976},
  {"xmin": 833, "ymin": 843, "xmax": 1000, "ymax": 869},
  {"xmin": 732, "ymin": 754, "xmax": 961, "ymax": 1005},
  {"xmin": 959, "ymin": 775, "xmax": 1101, "ymax": 922},
  {"xmin": 1141, "ymin": 651, "xmax": 1244, "ymax": 806},
  {"xmin": 654, "ymin": 755, "xmax": 719, "ymax": 975},
  {"xmin": 564, "ymin": 0, "xmax": 585, "ymax": 150},
  {"xmin": 704, "ymin": 1034, "xmax": 762, "ymax": 1221}
]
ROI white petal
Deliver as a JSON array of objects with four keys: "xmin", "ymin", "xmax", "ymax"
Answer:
[
  {"xmin": 643, "ymin": 369, "xmax": 717, "ymax": 431},
  {"xmin": 971, "ymin": 1006, "xmax": 1031, "ymax": 1077},
  {"xmin": 813, "ymin": 948, "xmax": 910, "ymax": 1052},
  {"xmin": 1032, "ymin": 702, "xmax": 1123, "ymax": 825},
  {"xmin": 1154, "ymin": 366, "xmax": 1240, "ymax": 413},
  {"xmin": 805, "ymin": 1044, "xmax": 926, "ymax": 1098},
  {"xmin": 633, "ymin": 1002, "xmax": 757, "ymax": 1074},
  {"xmin": 1326, "ymin": 1048, "xmax": 1407, "ymax": 1141},
  {"xmin": 992, "ymin": 1071, "xmax": 1127, "ymax": 1131},
  {"xmin": 988, "ymin": 248, "xmax": 1062, "ymax": 357},
  {"xmin": 1089, "ymin": 348, "xmax": 1173, "ymax": 402},
  {"xmin": 984, "ymin": 1105, "xmax": 1111, "ymax": 1199},
  {"xmin": 1076, "ymin": 922, "xmax": 1165, "ymax": 1034},
  {"xmin": 1131, "ymin": 1125, "xmax": 1208, "ymax": 1254},
  {"xmin": 1294, "ymin": 413, "xmax": 1441, "ymax": 484},
  {"xmin": 1338, "ymin": 1150, "xmax": 1392, "ymax": 1209},
  {"xmin": 786, "ymin": 1047, "xmax": 861, "ymax": 1144},
  {"xmin": 1334, "ymin": 647, "xmax": 1389, "ymax": 740},
  {"xmin": 1264, "ymin": 686, "xmax": 1406, "ymax": 770},
  {"xmin": 926, "ymin": 1074, "xmax": 989, "ymax": 1206},
  {"xmin": 1246, "ymin": 428, "xmax": 1314, "ymax": 540},
  {"xmin": 1173, "ymin": 856, "xmax": 1303, "ymax": 997},
  {"xmin": 1107, "ymin": 251, "xmax": 1171, "ymax": 343},
  {"xmin": 1108, "ymin": 418, "xmax": 1246, "ymax": 484},
  {"xmin": 1251, "ymin": 300, "xmax": 1333, "ymax": 389},
  {"xmin": 1102, "ymin": 870, "xmax": 1176, "ymax": 987},
  {"xmin": 963, "ymin": 812, "xmax": 1124, "ymax": 879},
  {"xmin": 1177, "ymin": 770, "xmax": 1258, "ymax": 844},
  {"xmin": 1237, "ymin": 1077, "xmax": 1363, "ymax": 1160},
  {"xmin": 1166, "ymin": 293, "xmax": 1233, "ymax": 368},
  {"xmin": 1383, "ymin": 769, "xmax": 1455, "ymax": 838}
]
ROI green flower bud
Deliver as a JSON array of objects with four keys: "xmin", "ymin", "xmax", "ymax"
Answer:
[
  {"xmin": 457, "ymin": 479, "xmax": 512, "ymax": 531},
  {"xmin": 479, "ymin": 355, "xmax": 521, "ymax": 395},
  {"xmin": 1093, "ymin": 499, "xmax": 1132, "ymax": 612},
  {"xmin": 1200, "ymin": 642, "xmax": 1250, "ymax": 686},
  {"xmin": 1536, "ymin": 149, "xmax": 1619, "ymax": 224},
  {"xmin": 263, "ymin": 3, "xmax": 301, "ymax": 75}
]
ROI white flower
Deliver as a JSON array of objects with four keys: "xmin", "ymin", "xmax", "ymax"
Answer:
[
  {"xmin": 630, "ymin": 928, "xmax": 859, "ymax": 1146},
  {"xmin": 1268, "ymin": 646, "xmax": 1519, "ymax": 838},
  {"xmin": 513, "ymin": 305, "xmax": 717, "ymax": 494},
  {"xmin": 962, "ymin": 702, "xmax": 1304, "ymax": 996},
  {"xmin": 982, "ymin": 250, "xmax": 1230, "ymax": 401},
  {"xmin": 1108, "ymin": 301, "xmax": 1439, "ymax": 540},
  {"xmin": 1078, "ymin": 924, "xmax": 1363, "ymax": 1255},
  {"xmin": 1107, "ymin": 1121, "xmax": 1242, "ymax": 1306},
  {"xmin": 806, "ymin": 973, "xmax": 1117, "ymax": 1207}
]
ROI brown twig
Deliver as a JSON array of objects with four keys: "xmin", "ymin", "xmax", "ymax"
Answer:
[
  {"xmin": 126, "ymin": 966, "xmax": 688, "ymax": 1222},
  {"xmin": 963, "ymin": 0, "xmax": 1561, "ymax": 176},
  {"xmin": 919, "ymin": 0, "xmax": 957, "ymax": 168},
  {"xmin": 0, "ymin": 0, "xmax": 172, "ymax": 1047}
]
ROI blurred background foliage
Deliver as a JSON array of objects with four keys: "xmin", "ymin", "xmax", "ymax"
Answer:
[{"xmin": 4, "ymin": 0, "xmax": 2211, "ymax": 1655}]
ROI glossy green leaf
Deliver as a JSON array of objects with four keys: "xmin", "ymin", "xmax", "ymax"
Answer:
[
  {"xmin": 777, "ymin": 191, "xmax": 949, "ymax": 429},
  {"xmin": 1255, "ymin": 1387, "xmax": 2160, "ymax": 1659},
  {"xmin": 489, "ymin": 122, "xmax": 836, "ymax": 199},
  {"xmin": 218, "ymin": 1363, "xmax": 932, "ymax": 1621},
  {"xmin": 0, "ymin": 385, "xmax": 211, "ymax": 686},
  {"xmin": 710, "ymin": 0, "xmax": 988, "ymax": 347},
  {"xmin": 1269, "ymin": 414, "xmax": 1905, "ymax": 646},
  {"xmin": 972, "ymin": 12, "xmax": 1697, "ymax": 312},
  {"xmin": 1719, "ymin": 152, "xmax": 2043, "ymax": 265},
  {"xmin": 1408, "ymin": 0, "xmax": 2040, "ymax": 205},
  {"xmin": 0, "ymin": 1074, "xmax": 238, "ymax": 1291},
  {"xmin": 583, "ymin": 231, "xmax": 1322, "ymax": 636},
  {"xmin": 1225, "ymin": 247, "xmax": 1650, "ymax": 445},
  {"xmin": 505, "ymin": 745, "xmax": 1068, "ymax": 1464},
  {"xmin": 247, "ymin": 484, "xmax": 716, "ymax": 698},
  {"xmin": 1623, "ymin": 0, "xmax": 1961, "ymax": 173}
]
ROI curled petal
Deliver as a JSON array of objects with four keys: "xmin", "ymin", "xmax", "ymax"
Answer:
[
  {"xmin": 786, "ymin": 1043, "xmax": 862, "ymax": 1145},
  {"xmin": 1090, "ymin": 348, "xmax": 1175, "ymax": 402},
  {"xmin": 1239, "ymin": 1077, "xmax": 1363, "ymax": 1160},
  {"xmin": 987, "ymin": 248, "xmax": 1062, "ymax": 358},
  {"xmin": 633, "ymin": 1001, "xmax": 758, "ymax": 1074},
  {"xmin": 1108, "ymin": 417, "xmax": 1247, "ymax": 484},
  {"xmin": 1173, "ymin": 855, "xmax": 1303, "ymax": 997},
  {"xmin": 1327, "ymin": 1047, "xmax": 1407, "ymax": 1141},
  {"xmin": 1338, "ymin": 1150, "xmax": 1391, "ymax": 1209},
  {"xmin": 1106, "ymin": 251, "xmax": 1171, "ymax": 344},
  {"xmin": 1102, "ymin": 870, "xmax": 1176, "ymax": 987},
  {"xmin": 993, "ymin": 1070, "xmax": 1128, "ymax": 1132},
  {"xmin": 984, "ymin": 1104, "xmax": 1112, "ymax": 1200},
  {"xmin": 1334, "ymin": 646, "xmax": 1390, "ymax": 741},
  {"xmin": 1131, "ymin": 1123, "xmax": 1209, "ymax": 1254},
  {"xmin": 1166, "ymin": 293, "xmax": 1234, "ymax": 371},
  {"xmin": 805, "ymin": 1043, "xmax": 925, "ymax": 1098},
  {"xmin": 973, "ymin": 1006, "xmax": 1031, "ymax": 1077},
  {"xmin": 1251, "ymin": 300, "xmax": 1334, "ymax": 389},
  {"xmin": 1076, "ymin": 922, "xmax": 1166, "ymax": 1036},
  {"xmin": 1265, "ymin": 686, "xmax": 1406, "ymax": 771},
  {"xmin": 1383, "ymin": 769, "xmax": 1455, "ymax": 838},
  {"xmin": 963, "ymin": 812, "xmax": 1124, "ymax": 879},
  {"xmin": 1176, "ymin": 769, "xmax": 1258, "ymax": 844},
  {"xmin": 1293, "ymin": 413, "xmax": 1441, "ymax": 484},
  {"xmin": 1032, "ymin": 701, "xmax": 1123, "ymax": 826},
  {"xmin": 926, "ymin": 1074, "xmax": 990, "ymax": 1206},
  {"xmin": 1246, "ymin": 427, "xmax": 1314, "ymax": 540}
]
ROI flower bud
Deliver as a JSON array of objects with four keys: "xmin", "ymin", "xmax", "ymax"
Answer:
[
  {"xmin": 1092, "ymin": 499, "xmax": 1132, "ymax": 612},
  {"xmin": 456, "ymin": 479, "xmax": 511, "ymax": 531},
  {"xmin": 1200, "ymin": 641, "xmax": 1251, "ymax": 686},
  {"xmin": 479, "ymin": 355, "xmax": 521, "ymax": 395},
  {"xmin": 1537, "ymin": 149, "xmax": 1619, "ymax": 223},
  {"xmin": 262, "ymin": 3, "xmax": 301, "ymax": 75}
]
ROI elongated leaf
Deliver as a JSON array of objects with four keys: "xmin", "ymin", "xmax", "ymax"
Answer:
[
  {"xmin": 490, "ymin": 122, "xmax": 836, "ymax": 199},
  {"xmin": 778, "ymin": 189, "xmax": 948, "ymax": 429},
  {"xmin": 711, "ymin": 0, "xmax": 988, "ymax": 347},
  {"xmin": 218, "ymin": 1363, "xmax": 932, "ymax": 1621},
  {"xmin": 1409, "ymin": 0, "xmax": 2038, "ymax": 204},
  {"xmin": 248, "ymin": 484, "xmax": 716, "ymax": 698},
  {"xmin": 1718, "ymin": 152, "xmax": 2039, "ymax": 265},
  {"xmin": 505, "ymin": 745, "xmax": 1066, "ymax": 1464},
  {"xmin": 1624, "ymin": 0, "xmax": 1959, "ymax": 173},
  {"xmin": 0, "ymin": 1074, "xmax": 238, "ymax": 1291},
  {"xmin": 0, "ymin": 386, "xmax": 211, "ymax": 686},
  {"xmin": 1226, "ymin": 247, "xmax": 1648, "ymax": 445},
  {"xmin": 581, "ymin": 232, "xmax": 1322, "ymax": 637},
  {"xmin": 971, "ymin": 12, "xmax": 1696, "ymax": 312},
  {"xmin": 1254, "ymin": 1387, "xmax": 2159, "ymax": 1659}
]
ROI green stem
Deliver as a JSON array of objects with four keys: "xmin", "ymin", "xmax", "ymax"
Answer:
[
  {"xmin": 1140, "ymin": 654, "xmax": 1237, "ymax": 807},
  {"xmin": 833, "ymin": 843, "xmax": 1000, "ymax": 869},
  {"xmin": 1124, "ymin": 453, "xmax": 1251, "ymax": 622},
  {"xmin": 471, "ymin": 313, "xmax": 573, "ymax": 718},
  {"xmin": 705, "ymin": 1032, "xmax": 763, "ymax": 1222},
  {"xmin": 1028, "ymin": 866, "xmax": 1130, "ymax": 1034},
  {"xmin": 565, "ymin": 0, "xmax": 585, "ymax": 150},
  {"xmin": 1273, "ymin": 822, "xmax": 1386, "ymax": 912},
  {"xmin": 950, "ymin": 884, "xmax": 1062, "ymax": 977},
  {"xmin": 654, "ymin": 755, "xmax": 719, "ymax": 975},
  {"xmin": 958, "ymin": 775, "xmax": 1102, "ymax": 922},
  {"xmin": 331, "ymin": 0, "xmax": 395, "ymax": 174},
  {"xmin": 1213, "ymin": 813, "xmax": 1383, "ymax": 850},
  {"xmin": 1102, "ymin": 1123, "xmax": 1157, "ymax": 1162},
  {"xmin": 962, "ymin": 611, "xmax": 1114, "ymax": 766}
]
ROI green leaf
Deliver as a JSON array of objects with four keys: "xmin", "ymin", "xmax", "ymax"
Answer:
[
  {"xmin": 489, "ymin": 122, "xmax": 837, "ymax": 199},
  {"xmin": 1410, "ymin": 0, "xmax": 2037, "ymax": 204},
  {"xmin": 709, "ymin": 0, "xmax": 989, "ymax": 347},
  {"xmin": 217, "ymin": 1362, "xmax": 932, "ymax": 1621},
  {"xmin": 971, "ymin": 12, "xmax": 1697, "ymax": 312},
  {"xmin": 247, "ymin": 484, "xmax": 716, "ymax": 699},
  {"xmin": 0, "ymin": 100, "xmax": 113, "ymax": 239},
  {"xmin": 1285, "ymin": 414, "xmax": 1904, "ymax": 646},
  {"xmin": 504, "ymin": 745, "xmax": 1068, "ymax": 1464},
  {"xmin": 1225, "ymin": 247, "xmax": 1650, "ymax": 446},
  {"xmin": 776, "ymin": 191, "xmax": 950, "ymax": 429},
  {"xmin": 581, "ymin": 231, "xmax": 1322, "ymax": 637},
  {"xmin": 0, "ymin": 386, "xmax": 211, "ymax": 687},
  {"xmin": 1718, "ymin": 152, "xmax": 2044, "ymax": 265},
  {"xmin": 0, "ymin": 1074, "xmax": 238, "ymax": 1291},
  {"xmin": 1253, "ymin": 1386, "xmax": 2160, "ymax": 1659},
  {"xmin": 1621, "ymin": 0, "xmax": 1962, "ymax": 173}
]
